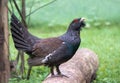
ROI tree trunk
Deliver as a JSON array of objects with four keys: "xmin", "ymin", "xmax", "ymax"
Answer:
[
  {"xmin": 0, "ymin": 0, "xmax": 10, "ymax": 83},
  {"xmin": 43, "ymin": 48, "xmax": 99, "ymax": 83}
]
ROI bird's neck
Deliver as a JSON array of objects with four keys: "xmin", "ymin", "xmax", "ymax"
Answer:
[
  {"xmin": 59, "ymin": 29, "xmax": 81, "ymax": 55},
  {"xmin": 66, "ymin": 29, "xmax": 80, "ymax": 37},
  {"xmin": 60, "ymin": 29, "xmax": 81, "ymax": 44}
]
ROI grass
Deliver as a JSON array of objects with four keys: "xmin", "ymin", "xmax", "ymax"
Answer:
[
  {"xmin": 9, "ymin": 23, "xmax": 120, "ymax": 83},
  {"xmin": 81, "ymin": 26, "xmax": 120, "ymax": 83}
]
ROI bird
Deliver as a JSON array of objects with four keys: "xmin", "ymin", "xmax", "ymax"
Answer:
[{"xmin": 10, "ymin": 14, "xmax": 85, "ymax": 79}]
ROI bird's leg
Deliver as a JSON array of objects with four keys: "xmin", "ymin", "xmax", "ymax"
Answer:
[
  {"xmin": 50, "ymin": 66, "xmax": 54, "ymax": 76},
  {"xmin": 20, "ymin": 51, "xmax": 25, "ymax": 79},
  {"xmin": 27, "ymin": 66, "xmax": 32, "ymax": 80},
  {"xmin": 56, "ymin": 65, "xmax": 68, "ymax": 78},
  {"xmin": 56, "ymin": 65, "xmax": 61, "ymax": 75}
]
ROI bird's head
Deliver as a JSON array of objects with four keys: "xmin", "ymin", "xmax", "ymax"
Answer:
[{"xmin": 68, "ymin": 18, "xmax": 86, "ymax": 31}]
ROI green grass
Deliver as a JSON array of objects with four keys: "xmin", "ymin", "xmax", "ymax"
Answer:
[
  {"xmin": 81, "ymin": 26, "xmax": 120, "ymax": 83},
  {"xmin": 9, "ymin": 24, "xmax": 120, "ymax": 83}
]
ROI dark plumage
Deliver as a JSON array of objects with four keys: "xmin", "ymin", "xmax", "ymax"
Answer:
[{"xmin": 10, "ymin": 14, "xmax": 85, "ymax": 79}]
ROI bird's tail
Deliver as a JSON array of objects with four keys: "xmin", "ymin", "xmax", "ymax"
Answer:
[{"xmin": 10, "ymin": 14, "xmax": 32, "ymax": 52}]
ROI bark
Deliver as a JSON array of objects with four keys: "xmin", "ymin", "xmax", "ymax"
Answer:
[
  {"xmin": 0, "ymin": 0, "xmax": 10, "ymax": 83},
  {"xmin": 43, "ymin": 48, "xmax": 99, "ymax": 83},
  {"xmin": 21, "ymin": 0, "xmax": 26, "ymax": 76},
  {"xmin": 21, "ymin": 0, "xmax": 27, "ymax": 28}
]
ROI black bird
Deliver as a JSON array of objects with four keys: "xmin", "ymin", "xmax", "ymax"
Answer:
[{"xmin": 10, "ymin": 14, "xmax": 85, "ymax": 79}]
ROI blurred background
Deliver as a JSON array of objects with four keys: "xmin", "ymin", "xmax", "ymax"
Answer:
[
  {"xmin": 9, "ymin": 0, "xmax": 120, "ymax": 26},
  {"xmin": 9, "ymin": 0, "xmax": 120, "ymax": 83},
  {"xmin": 29, "ymin": 0, "xmax": 120, "ymax": 26}
]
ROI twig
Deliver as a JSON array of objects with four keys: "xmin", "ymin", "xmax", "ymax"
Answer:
[
  {"xmin": 7, "ymin": 6, "xmax": 12, "ymax": 15},
  {"xmin": 26, "ymin": 0, "xmax": 57, "ymax": 17},
  {"xmin": 27, "ymin": 0, "xmax": 35, "ymax": 26},
  {"xmin": 9, "ymin": 0, "xmax": 14, "ymax": 12},
  {"xmin": 12, "ymin": 0, "xmax": 27, "ymax": 28}
]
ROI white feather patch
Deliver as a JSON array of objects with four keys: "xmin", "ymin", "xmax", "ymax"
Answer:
[
  {"xmin": 41, "ymin": 53, "xmax": 52, "ymax": 63},
  {"xmin": 42, "ymin": 42, "xmax": 66, "ymax": 63},
  {"xmin": 62, "ymin": 42, "xmax": 65, "ymax": 44}
]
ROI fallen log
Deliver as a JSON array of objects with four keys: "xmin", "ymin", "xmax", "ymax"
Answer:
[{"xmin": 43, "ymin": 48, "xmax": 99, "ymax": 83}]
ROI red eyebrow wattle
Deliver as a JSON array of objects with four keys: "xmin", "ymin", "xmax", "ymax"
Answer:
[{"xmin": 73, "ymin": 19, "xmax": 78, "ymax": 22}]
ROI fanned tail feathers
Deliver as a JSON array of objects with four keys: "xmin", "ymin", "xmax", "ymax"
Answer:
[{"xmin": 10, "ymin": 14, "xmax": 32, "ymax": 52}]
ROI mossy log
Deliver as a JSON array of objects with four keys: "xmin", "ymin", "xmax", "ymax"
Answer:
[{"xmin": 43, "ymin": 48, "xmax": 99, "ymax": 83}]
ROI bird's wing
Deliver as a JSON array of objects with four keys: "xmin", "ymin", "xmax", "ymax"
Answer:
[
  {"xmin": 41, "ymin": 41, "xmax": 73, "ymax": 65},
  {"xmin": 32, "ymin": 38, "xmax": 63, "ymax": 57},
  {"xmin": 28, "ymin": 38, "xmax": 73, "ymax": 66}
]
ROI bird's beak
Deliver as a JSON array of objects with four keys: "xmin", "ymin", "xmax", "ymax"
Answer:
[
  {"xmin": 79, "ymin": 18, "xmax": 85, "ymax": 23},
  {"xmin": 79, "ymin": 18, "xmax": 86, "ymax": 28}
]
